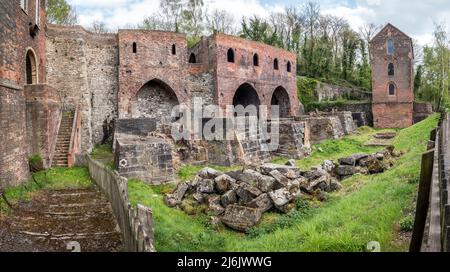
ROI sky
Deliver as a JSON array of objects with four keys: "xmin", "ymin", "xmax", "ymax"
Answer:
[{"xmin": 68, "ymin": 0, "xmax": 450, "ymax": 46}]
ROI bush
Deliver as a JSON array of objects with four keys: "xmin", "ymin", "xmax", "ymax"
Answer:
[
  {"xmin": 399, "ymin": 216, "xmax": 415, "ymax": 232},
  {"xmin": 28, "ymin": 154, "xmax": 44, "ymax": 173},
  {"xmin": 297, "ymin": 76, "xmax": 319, "ymax": 106}
]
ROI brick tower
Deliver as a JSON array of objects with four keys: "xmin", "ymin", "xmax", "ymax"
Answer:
[{"xmin": 370, "ymin": 23, "xmax": 414, "ymax": 128}]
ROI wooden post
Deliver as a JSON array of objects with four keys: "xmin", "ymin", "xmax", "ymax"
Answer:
[{"xmin": 410, "ymin": 149, "xmax": 435, "ymax": 252}]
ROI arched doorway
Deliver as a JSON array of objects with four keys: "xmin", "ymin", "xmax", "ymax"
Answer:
[
  {"xmin": 233, "ymin": 83, "xmax": 260, "ymax": 113},
  {"xmin": 131, "ymin": 79, "xmax": 179, "ymax": 124},
  {"xmin": 26, "ymin": 49, "xmax": 38, "ymax": 84},
  {"xmin": 271, "ymin": 86, "xmax": 291, "ymax": 118}
]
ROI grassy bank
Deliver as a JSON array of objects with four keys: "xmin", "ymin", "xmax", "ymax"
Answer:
[
  {"xmin": 273, "ymin": 126, "xmax": 394, "ymax": 170},
  {"xmin": 1, "ymin": 167, "xmax": 93, "ymax": 214},
  {"xmin": 128, "ymin": 114, "xmax": 438, "ymax": 252}
]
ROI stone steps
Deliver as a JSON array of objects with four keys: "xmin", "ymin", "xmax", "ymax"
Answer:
[
  {"xmin": 6, "ymin": 187, "xmax": 123, "ymax": 252},
  {"xmin": 52, "ymin": 111, "xmax": 75, "ymax": 168}
]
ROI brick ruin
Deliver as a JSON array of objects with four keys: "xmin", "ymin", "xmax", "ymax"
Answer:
[
  {"xmin": 370, "ymin": 23, "xmax": 415, "ymax": 129},
  {"xmin": 0, "ymin": 1, "xmax": 431, "ymax": 187}
]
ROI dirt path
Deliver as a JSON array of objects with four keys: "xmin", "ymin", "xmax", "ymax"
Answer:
[{"xmin": 0, "ymin": 187, "xmax": 123, "ymax": 252}]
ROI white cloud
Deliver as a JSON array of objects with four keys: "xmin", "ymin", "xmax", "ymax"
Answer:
[{"xmin": 69, "ymin": 0, "xmax": 449, "ymax": 46}]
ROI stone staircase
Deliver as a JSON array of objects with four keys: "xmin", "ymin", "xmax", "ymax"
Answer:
[
  {"xmin": 1, "ymin": 188, "xmax": 123, "ymax": 252},
  {"xmin": 52, "ymin": 111, "xmax": 74, "ymax": 167}
]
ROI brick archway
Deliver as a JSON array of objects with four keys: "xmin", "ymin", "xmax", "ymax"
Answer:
[
  {"xmin": 271, "ymin": 86, "xmax": 291, "ymax": 118},
  {"xmin": 130, "ymin": 79, "xmax": 179, "ymax": 124},
  {"xmin": 25, "ymin": 48, "xmax": 38, "ymax": 84}
]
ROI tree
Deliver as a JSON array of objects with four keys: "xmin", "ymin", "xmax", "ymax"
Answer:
[
  {"xmin": 414, "ymin": 65, "xmax": 423, "ymax": 98},
  {"xmin": 181, "ymin": 0, "xmax": 205, "ymax": 39},
  {"xmin": 159, "ymin": 0, "xmax": 184, "ymax": 32},
  {"xmin": 88, "ymin": 21, "xmax": 110, "ymax": 34},
  {"xmin": 240, "ymin": 16, "xmax": 282, "ymax": 47},
  {"xmin": 205, "ymin": 9, "xmax": 236, "ymax": 35},
  {"xmin": 46, "ymin": 0, "xmax": 77, "ymax": 25}
]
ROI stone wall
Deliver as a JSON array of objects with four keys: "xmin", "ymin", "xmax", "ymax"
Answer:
[
  {"xmin": 370, "ymin": 24, "xmax": 414, "ymax": 128},
  {"xmin": 413, "ymin": 101, "xmax": 433, "ymax": 123},
  {"xmin": 323, "ymin": 111, "xmax": 357, "ymax": 135},
  {"xmin": 25, "ymin": 84, "xmax": 61, "ymax": 167},
  {"xmin": 302, "ymin": 116, "xmax": 345, "ymax": 144},
  {"xmin": 315, "ymin": 82, "xmax": 371, "ymax": 101},
  {"xmin": 46, "ymin": 25, "xmax": 118, "ymax": 150},
  {"xmin": 272, "ymin": 120, "xmax": 311, "ymax": 159},
  {"xmin": 115, "ymin": 136, "xmax": 174, "ymax": 185}
]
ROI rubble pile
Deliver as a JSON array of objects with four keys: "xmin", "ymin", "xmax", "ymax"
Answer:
[{"xmin": 165, "ymin": 146, "xmax": 401, "ymax": 232}]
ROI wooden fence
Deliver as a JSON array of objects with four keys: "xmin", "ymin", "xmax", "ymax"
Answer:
[
  {"xmin": 85, "ymin": 154, "xmax": 156, "ymax": 252},
  {"xmin": 411, "ymin": 112, "xmax": 450, "ymax": 252}
]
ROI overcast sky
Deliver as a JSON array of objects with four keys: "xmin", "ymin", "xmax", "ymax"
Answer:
[{"xmin": 68, "ymin": 0, "xmax": 450, "ymax": 46}]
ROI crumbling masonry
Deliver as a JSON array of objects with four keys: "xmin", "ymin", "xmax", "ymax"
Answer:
[{"xmin": 0, "ymin": 0, "xmax": 421, "ymax": 187}]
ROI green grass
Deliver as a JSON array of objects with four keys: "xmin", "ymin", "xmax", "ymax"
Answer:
[
  {"xmin": 1, "ymin": 167, "xmax": 93, "ymax": 214},
  {"xmin": 91, "ymin": 143, "xmax": 115, "ymax": 170},
  {"xmin": 128, "ymin": 114, "xmax": 439, "ymax": 252},
  {"xmin": 273, "ymin": 126, "xmax": 395, "ymax": 170}
]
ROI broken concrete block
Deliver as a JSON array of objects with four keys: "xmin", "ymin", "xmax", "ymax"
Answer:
[
  {"xmin": 221, "ymin": 205, "xmax": 262, "ymax": 232},
  {"xmin": 248, "ymin": 193, "xmax": 273, "ymax": 213},
  {"xmin": 220, "ymin": 190, "xmax": 238, "ymax": 207},
  {"xmin": 214, "ymin": 174, "xmax": 236, "ymax": 194},
  {"xmin": 196, "ymin": 179, "xmax": 215, "ymax": 194},
  {"xmin": 198, "ymin": 167, "xmax": 223, "ymax": 179}
]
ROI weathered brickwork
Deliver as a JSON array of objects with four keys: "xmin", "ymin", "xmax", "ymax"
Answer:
[
  {"xmin": 46, "ymin": 25, "xmax": 119, "ymax": 149},
  {"xmin": 0, "ymin": 86, "xmax": 29, "ymax": 187},
  {"xmin": 189, "ymin": 34, "xmax": 301, "ymax": 117},
  {"xmin": 118, "ymin": 30, "xmax": 191, "ymax": 118},
  {"xmin": 0, "ymin": 0, "xmax": 49, "ymax": 187},
  {"xmin": 25, "ymin": 84, "xmax": 61, "ymax": 167},
  {"xmin": 370, "ymin": 24, "xmax": 414, "ymax": 128}
]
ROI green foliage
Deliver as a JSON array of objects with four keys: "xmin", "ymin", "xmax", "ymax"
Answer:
[
  {"xmin": 399, "ymin": 216, "xmax": 414, "ymax": 232},
  {"xmin": 46, "ymin": 0, "xmax": 77, "ymax": 25},
  {"xmin": 297, "ymin": 76, "xmax": 318, "ymax": 105},
  {"xmin": 304, "ymin": 100, "xmax": 369, "ymax": 113},
  {"xmin": 126, "ymin": 114, "xmax": 438, "ymax": 252},
  {"xmin": 28, "ymin": 154, "xmax": 43, "ymax": 165},
  {"xmin": 91, "ymin": 143, "xmax": 113, "ymax": 160},
  {"xmin": 415, "ymin": 23, "xmax": 449, "ymax": 109},
  {"xmin": 1, "ymin": 167, "xmax": 93, "ymax": 213},
  {"xmin": 240, "ymin": 16, "xmax": 283, "ymax": 48}
]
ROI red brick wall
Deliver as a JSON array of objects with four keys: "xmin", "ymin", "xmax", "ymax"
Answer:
[
  {"xmin": 211, "ymin": 34, "xmax": 300, "ymax": 117},
  {"xmin": 0, "ymin": 0, "xmax": 48, "ymax": 187},
  {"xmin": 118, "ymin": 30, "xmax": 191, "ymax": 117},
  {"xmin": 25, "ymin": 84, "xmax": 61, "ymax": 167},
  {"xmin": 370, "ymin": 24, "xmax": 414, "ymax": 128}
]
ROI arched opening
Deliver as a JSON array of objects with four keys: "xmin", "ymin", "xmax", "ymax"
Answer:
[
  {"xmin": 253, "ymin": 53, "xmax": 259, "ymax": 66},
  {"xmin": 232, "ymin": 83, "xmax": 260, "ymax": 116},
  {"xmin": 287, "ymin": 61, "xmax": 292, "ymax": 73},
  {"xmin": 132, "ymin": 42, "xmax": 137, "ymax": 53},
  {"xmin": 172, "ymin": 44, "xmax": 176, "ymax": 55},
  {"xmin": 131, "ymin": 79, "xmax": 179, "ymax": 124},
  {"xmin": 25, "ymin": 49, "xmax": 37, "ymax": 84},
  {"xmin": 273, "ymin": 58, "xmax": 279, "ymax": 70},
  {"xmin": 189, "ymin": 53, "xmax": 196, "ymax": 63},
  {"xmin": 388, "ymin": 63, "xmax": 394, "ymax": 76},
  {"xmin": 271, "ymin": 86, "xmax": 291, "ymax": 118},
  {"xmin": 387, "ymin": 39, "xmax": 394, "ymax": 55},
  {"xmin": 388, "ymin": 83, "xmax": 396, "ymax": 96},
  {"xmin": 227, "ymin": 48, "xmax": 235, "ymax": 63}
]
